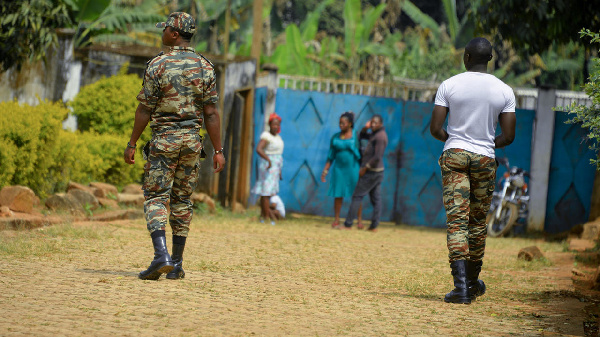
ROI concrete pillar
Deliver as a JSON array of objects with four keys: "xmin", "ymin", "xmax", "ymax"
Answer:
[
  {"xmin": 527, "ymin": 86, "xmax": 556, "ymax": 232},
  {"xmin": 259, "ymin": 63, "xmax": 279, "ymax": 129}
]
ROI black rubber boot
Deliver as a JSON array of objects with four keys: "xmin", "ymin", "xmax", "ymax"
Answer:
[
  {"xmin": 444, "ymin": 260, "xmax": 471, "ymax": 304},
  {"xmin": 467, "ymin": 260, "xmax": 486, "ymax": 300},
  {"xmin": 139, "ymin": 230, "xmax": 174, "ymax": 280},
  {"xmin": 166, "ymin": 236, "xmax": 186, "ymax": 280}
]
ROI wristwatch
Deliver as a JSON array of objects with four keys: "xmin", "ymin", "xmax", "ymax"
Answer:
[{"xmin": 214, "ymin": 147, "xmax": 224, "ymax": 155}]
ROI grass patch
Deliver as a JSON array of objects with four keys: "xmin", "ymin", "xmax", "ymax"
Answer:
[{"xmin": 0, "ymin": 223, "xmax": 112, "ymax": 258}]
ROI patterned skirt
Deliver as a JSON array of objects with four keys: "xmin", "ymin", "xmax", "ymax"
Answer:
[{"xmin": 252, "ymin": 154, "xmax": 283, "ymax": 197}]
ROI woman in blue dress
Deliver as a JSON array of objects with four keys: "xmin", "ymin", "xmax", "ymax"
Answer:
[{"xmin": 321, "ymin": 112, "xmax": 363, "ymax": 229}]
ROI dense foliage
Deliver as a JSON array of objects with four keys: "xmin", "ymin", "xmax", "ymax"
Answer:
[
  {"xmin": 473, "ymin": 0, "xmax": 600, "ymax": 59},
  {"xmin": 0, "ymin": 100, "xmax": 89, "ymax": 197},
  {"xmin": 0, "ymin": 0, "xmax": 75, "ymax": 71},
  {"xmin": 3, "ymin": 0, "xmax": 596, "ymax": 89},
  {"xmin": 69, "ymin": 66, "xmax": 151, "ymax": 146},
  {"xmin": 565, "ymin": 30, "xmax": 600, "ymax": 169},
  {"xmin": 0, "ymin": 72, "xmax": 148, "ymax": 197}
]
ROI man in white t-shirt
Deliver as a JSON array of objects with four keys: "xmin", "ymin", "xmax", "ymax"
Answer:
[{"xmin": 430, "ymin": 37, "xmax": 516, "ymax": 304}]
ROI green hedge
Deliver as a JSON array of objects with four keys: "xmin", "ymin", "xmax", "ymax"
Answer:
[
  {"xmin": 0, "ymin": 70, "xmax": 149, "ymax": 197},
  {"xmin": 70, "ymin": 66, "xmax": 152, "ymax": 146}
]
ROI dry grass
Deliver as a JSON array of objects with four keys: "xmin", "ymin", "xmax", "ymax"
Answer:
[{"xmin": 0, "ymin": 209, "xmax": 587, "ymax": 336}]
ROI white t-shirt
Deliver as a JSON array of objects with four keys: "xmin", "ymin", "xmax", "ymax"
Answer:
[
  {"xmin": 434, "ymin": 72, "xmax": 516, "ymax": 158},
  {"xmin": 260, "ymin": 131, "xmax": 284, "ymax": 155},
  {"xmin": 270, "ymin": 195, "xmax": 285, "ymax": 218}
]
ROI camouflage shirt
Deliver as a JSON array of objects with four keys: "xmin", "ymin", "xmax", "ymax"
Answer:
[{"xmin": 137, "ymin": 46, "xmax": 218, "ymax": 132}]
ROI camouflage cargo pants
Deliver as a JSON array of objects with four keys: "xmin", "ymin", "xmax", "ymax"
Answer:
[
  {"xmin": 143, "ymin": 130, "xmax": 202, "ymax": 236},
  {"xmin": 439, "ymin": 148, "xmax": 496, "ymax": 263}
]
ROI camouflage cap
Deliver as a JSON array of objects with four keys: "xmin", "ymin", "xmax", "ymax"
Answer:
[{"xmin": 156, "ymin": 12, "xmax": 196, "ymax": 34}]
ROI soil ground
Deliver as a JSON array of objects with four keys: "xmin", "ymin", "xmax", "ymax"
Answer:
[{"xmin": 0, "ymin": 210, "xmax": 597, "ymax": 336}]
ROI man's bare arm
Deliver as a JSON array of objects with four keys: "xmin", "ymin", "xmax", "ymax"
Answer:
[
  {"xmin": 204, "ymin": 103, "xmax": 226, "ymax": 173},
  {"xmin": 124, "ymin": 103, "xmax": 152, "ymax": 165},
  {"xmin": 430, "ymin": 105, "xmax": 449, "ymax": 142},
  {"xmin": 494, "ymin": 111, "xmax": 516, "ymax": 148}
]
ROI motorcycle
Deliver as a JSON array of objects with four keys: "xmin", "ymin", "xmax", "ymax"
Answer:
[{"xmin": 487, "ymin": 157, "xmax": 530, "ymax": 237}]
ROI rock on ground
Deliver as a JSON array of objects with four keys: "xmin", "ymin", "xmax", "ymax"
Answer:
[
  {"xmin": 0, "ymin": 185, "xmax": 39, "ymax": 213},
  {"xmin": 45, "ymin": 193, "xmax": 84, "ymax": 214},
  {"xmin": 67, "ymin": 189, "xmax": 100, "ymax": 210},
  {"xmin": 0, "ymin": 206, "xmax": 13, "ymax": 218},
  {"xmin": 67, "ymin": 181, "xmax": 96, "ymax": 195},
  {"xmin": 518, "ymin": 246, "xmax": 545, "ymax": 261},
  {"xmin": 191, "ymin": 192, "xmax": 216, "ymax": 213},
  {"xmin": 89, "ymin": 182, "xmax": 118, "ymax": 199},
  {"xmin": 582, "ymin": 218, "xmax": 600, "ymax": 241},
  {"xmin": 122, "ymin": 184, "xmax": 143, "ymax": 195},
  {"xmin": 117, "ymin": 193, "xmax": 145, "ymax": 207}
]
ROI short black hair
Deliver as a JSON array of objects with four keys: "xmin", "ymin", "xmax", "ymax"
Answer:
[
  {"xmin": 465, "ymin": 37, "xmax": 492, "ymax": 64},
  {"xmin": 173, "ymin": 27, "xmax": 193, "ymax": 42}
]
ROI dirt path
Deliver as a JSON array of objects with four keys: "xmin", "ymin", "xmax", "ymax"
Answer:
[{"xmin": 0, "ymin": 213, "xmax": 594, "ymax": 336}]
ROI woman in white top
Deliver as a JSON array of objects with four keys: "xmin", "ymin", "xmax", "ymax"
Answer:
[{"xmin": 253, "ymin": 113, "xmax": 284, "ymax": 224}]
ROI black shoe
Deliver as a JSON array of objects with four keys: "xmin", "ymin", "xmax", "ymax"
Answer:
[
  {"xmin": 166, "ymin": 242, "xmax": 185, "ymax": 279},
  {"xmin": 467, "ymin": 260, "xmax": 486, "ymax": 299},
  {"xmin": 139, "ymin": 231, "xmax": 174, "ymax": 280},
  {"xmin": 444, "ymin": 260, "xmax": 471, "ymax": 304}
]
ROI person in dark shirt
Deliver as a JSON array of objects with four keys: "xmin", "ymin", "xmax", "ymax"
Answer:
[{"xmin": 342, "ymin": 114, "xmax": 388, "ymax": 231}]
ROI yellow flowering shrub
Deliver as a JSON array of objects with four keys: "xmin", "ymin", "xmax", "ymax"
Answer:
[{"xmin": 0, "ymin": 99, "xmax": 145, "ymax": 197}]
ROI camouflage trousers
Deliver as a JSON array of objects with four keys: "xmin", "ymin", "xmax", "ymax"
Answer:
[
  {"xmin": 439, "ymin": 148, "xmax": 496, "ymax": 263},
  {"xmin": 143, "ymin": 130, "xmax": 202, "ymax": 237}
]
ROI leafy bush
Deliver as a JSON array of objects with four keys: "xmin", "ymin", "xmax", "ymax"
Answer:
[
  {"xmin": 53, "ymin": 130, "xmax": 144, "ymax": 190},
  {"xmin": 565, "ymin": 29, "xmax": 600, "ymax": 169},
  {"xmin": 0, "ymin": 100, "xmax": 67, "ymax": 197},
  {"xmin": 69, "ymin": 66, "xmax": 152, "ymax": 146},
  {"xmin": 0, "ymin": 99, "xmax": 146, "ymax": 197},
  {"xmin": 79, "ymin": 132, "xmax": 145, "ymax": 187}
]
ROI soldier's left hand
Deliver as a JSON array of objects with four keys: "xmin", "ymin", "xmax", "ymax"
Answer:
[{"xmin": 213, "ymin": 153, "xmax": 226, "ymax": 173}]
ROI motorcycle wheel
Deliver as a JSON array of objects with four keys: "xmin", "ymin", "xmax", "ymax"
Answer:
[{"xmin": 487, "ymin": 203, "xmax": 519, "ymax": 237}]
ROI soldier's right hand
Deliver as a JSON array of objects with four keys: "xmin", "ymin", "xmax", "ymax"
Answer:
[{"xmin": 124, "ymin": 147, "xmax": 136, "ymax": 165}]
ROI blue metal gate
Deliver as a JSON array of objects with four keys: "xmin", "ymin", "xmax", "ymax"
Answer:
[
  {"xmin": 545, "ymin": 111, "xmax": 597, "ymax": 233},
  {"xmin": 252, "ymin": 88, "xmax": 592, "ymax": 229}
]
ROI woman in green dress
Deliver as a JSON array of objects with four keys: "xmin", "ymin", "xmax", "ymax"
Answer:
[{"xmin": 321, "ymin": 112, "xmax": 363, "ymax": 229}]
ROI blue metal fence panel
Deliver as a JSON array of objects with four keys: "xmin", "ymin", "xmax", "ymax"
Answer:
[
  {"xmin": 394, "ymin": 107, "xmax": 534, "ymax": 227},
  {"xmin": 545, "ymin": 111, "xmax": 597, "ymax": 233},
  {"xmin": 274, "ymin": 89, "xmax": 405, "ymax": 220},
  {"xmin": 252, "ymin": 88, "xmax": 589, "ymax": 231},
  {"xmin": 396, "ymin": 101, "xmax": 445, "ymax": 227},
  {"xmin": 494, "ymin": 108, "xmax": 536, "ymax": 197}
]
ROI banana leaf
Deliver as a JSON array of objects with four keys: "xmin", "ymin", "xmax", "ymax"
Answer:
[
  {"xmin": 301, "ymin": 0, "xmax": 335, "ymax": 41},
  {"xmin": 72, "ymin": 0, "xmax": 111, "ymax": 22},
  {"xmin": 401, "ymin": 0, "xmax": 441, "ymax": 40}
]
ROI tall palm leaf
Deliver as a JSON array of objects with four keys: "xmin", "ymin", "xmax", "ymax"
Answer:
[{"xmin": 75, "ymin": 0, "xmax": 164, "ymax": 47}]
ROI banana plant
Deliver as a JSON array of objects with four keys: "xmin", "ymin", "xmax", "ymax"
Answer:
[
  {"xmin": 74, "ymin": 0, "xmax": 164, "ymax": 47},
  {"xmin": 264, "ymin": 0, "xmax": 335, "ymax": 77},
  {"xmin": 343, "ymin": 0, "xmax": 386, "ymax": 79}
]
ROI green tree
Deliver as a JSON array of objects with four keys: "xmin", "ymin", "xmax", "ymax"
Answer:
[
  {"xmin": 474, "ymin": 0, "xmax": 600, "ymax": 57},
  {"xmin": 0, "ymin": 0, "xmax": 76, "ymax": 71},
  {"xmin": 563, "ymin": 29, "xmax": 600, "ymax": 169},
  {"xmin": 473, "ymin": 0, "xmax": 600, "ymax": 83},
  {"xmin": 74, "ymin": 0, "xmax": 163, "ymax": 47}
]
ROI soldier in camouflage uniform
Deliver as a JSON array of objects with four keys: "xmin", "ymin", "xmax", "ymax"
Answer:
[
  {"xmin": 430, "ymin": 37, "xmax": 516, "ymax": 304},
  {"xmin": 124, "ymin": 12, "xmax": 225, "ymax": 281}
]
